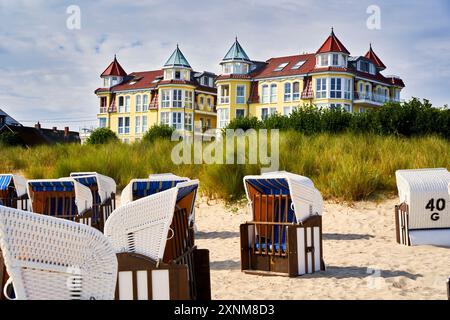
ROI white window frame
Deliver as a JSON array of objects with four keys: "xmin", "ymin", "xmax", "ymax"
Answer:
[
  {"xmin": 118, "ymin": 117, "xmax": 130, "ymax": 134},
  {"xmin": 236, "ymin": 85, "xmax": 245, "ymax": 104},
  {"xmin": 161, "ymin": 90, "xmax": 171, "ymax": 108},
  {"xmin": 235, "ymin": 109, "xmax": 245, "ymax": 118},
  {"xmin": 160, "ymin": 112, "xmax": 170, "ymax": 125},
  {"xmin": 316, "ymin": 78, "xmax": 327, "ymax": 99},
  {"xmin": 344, "ymin": 79, "xmax": 352, "ymax": 100},
  {"xmin": 284, "ymin": 83, "xmax": 292, "ymax": 102},
  {"xmin": 143, "ymin": 95, "xmax": 148, "ymax": 111},
  {"xmin": 118, "ymin": 96, "xmax": 124, "ymax": 113},
  {"xmin": 330, "ymin": 78, "xmax": 342, "ymax": 99},
  {"xmin": 142, "ymin": 115, "xmax": 147, "ymax": 132},
  {"xmin": 136, "ymin": 95, "xmax": 142, "ymax": 112},
  {"xmin": 172, "ymin": 112, "xmax": 183, "ymax": 130},
  {"xmin": 184, "ymin": 90, "xmax": 193, "ymax": 109},
  {"xmin": 270, "ymin": 84, "xmax": 277, "ymax": 103},
  {"xmin": 98, "ymin": 118, "xmax": 107, "ymax": 128},
  {"xmin": 218, "ymin": 108, "xmax": 230, "ymax": 129},
  {"xmin": 261, "ymin": 85, "xmax": 269, "ymax": 104},
  {"xmin": 293, "ymin": 81, "xmax": 300, "ymax": 100},
  {"xmin": 172, "ymin": 90, "xmax": 182, "ymax": 108},
  {"xmin": 184, "ymin": 112, "xmax": 193, "ymax": 131},
  {"xmin": 125, "ymin": 96, "xmax": 130, "ymax": 113},
  {"xmin": 135, "ymin": 116, "xmax": 141, "ymax": 134}
]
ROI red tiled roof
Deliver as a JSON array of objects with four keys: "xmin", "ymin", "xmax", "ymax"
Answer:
[
  {"xmin": 111, "ymin": 70, "xmax": 163, "ymax": 91},
  {"xmin": 101, "ymin": 56, "xmax": 128, "ymax": 77},
  {"xmin": 316, "ymin": 29, "xmax": 350, "ymax": 55},
  {"xmin": 388, "ymin": 77, "xmax": 405, "ymax": 88},
  {"xmin": 364, "ymin": 45, "xmax": 386, "ymax": 69},
  {"xmin": 253, "ymin": 54, "xmax": 316, "ymax": 79}
]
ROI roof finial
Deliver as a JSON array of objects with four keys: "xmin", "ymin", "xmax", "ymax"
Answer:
[
  {"xmin": 176, "ymin": 43, "xmax": 179, "ymax": 49},
  {"xmin": 369, "ymin": 42, "xmax": 372, "ymax": 50},
  {"xmin": 235, "ymin": 35, "xmax": 238, "ymax": 42},
  {"xmin": 331, "ymin": 26, "xmax": 334, "ymax": 35},
  {"xmin": 114, "ymin": 54, "xmax": 117, "ymax": 60}
]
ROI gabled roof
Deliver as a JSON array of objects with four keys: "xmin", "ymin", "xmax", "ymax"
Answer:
[
  {"xmin": 163, "ymin": 45, "xmax": 191, "ymax": 69},
  {"xmin": 316, "ymin": 28, "xmax": 350, "ymax": 55},
  {"xmin": 364, "ymin": 44, "xmax": 386, "ymax": 70},
  {"xmin": 0, "ymin": 109, "xmax": 21, "ymax": 126},
  {"xmin": 222, "ymin": 38, "xmax": 251, "ymax": 62},
  {"xmin": 101, "ymin": 55, "xmax": 127, "ymax": 77}
]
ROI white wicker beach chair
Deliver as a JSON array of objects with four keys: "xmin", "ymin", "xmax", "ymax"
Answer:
[
  {"xmin": 0, "ymin": 174, "xmax": 28, "ymax": 210},
  {"xmin": 241, "ymin": 171, "xmax": 325, "ymax": 277},
  {"xmin": 0, "ymin": 206, "xmax": 117, "ymax": 300},
  {"xmin": 104, "ymin": 180, "xmax": 210, "ymax": 300},
  {"xmin": 395, "ymin": 168, "xmax": 450, "ymax": 246}
]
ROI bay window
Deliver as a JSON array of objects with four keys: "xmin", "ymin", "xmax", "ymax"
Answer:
[
  {"xmin": 184, "ymin": 91, "xmax": 193, "ymax": 109},
  {"xmin": 344, "ymin": 79, "xmax": 351, "ymax": 99},
  {"xmin": 330, "ymin": 78, "xmax": 342, "ymax": 98},
  {"xmin": 184, "ymin": 113, "xmax": 193, "ymax": 131},
  {"xmin": 172, "ymin": 90, "xmax": 182, "ymax": 108},
  {"xmin": 161, "ymin": 90, "xmax": 171, "ymax": 108}
]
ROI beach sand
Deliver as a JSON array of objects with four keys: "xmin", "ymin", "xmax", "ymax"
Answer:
[{"xmin": 194, "ymin": 198, "xmax": 450, "ymax": 300}]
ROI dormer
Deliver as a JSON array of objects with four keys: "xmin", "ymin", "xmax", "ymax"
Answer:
[
  {"xmin": 220, "ymin": 37, "xmax": 252, "ymax": 75},
  {"xmin": 100, "ymin": 55, "xmax": 127, "ymax": 88},
  {"xmin": 163, "ymin": 45, "xmax": 192, "ymax": 81},
  {"xmin": 315, "ymin": 28, "xmax": 350, "ymax": 68}
]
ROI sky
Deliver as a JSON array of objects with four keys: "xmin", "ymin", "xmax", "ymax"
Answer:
[{"xmin": 0, "ymin": 0, "xmax": 449, "ymax": 130}]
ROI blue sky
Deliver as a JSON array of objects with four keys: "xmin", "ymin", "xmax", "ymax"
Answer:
[{"xmin": 0, "ymin": 0, "xmax": 449, "ymax": 129}]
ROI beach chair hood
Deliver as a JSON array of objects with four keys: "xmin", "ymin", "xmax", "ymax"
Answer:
[
  {"xmin": 27, "ymin": 178, "xmax": 93, "ymax": 214},
  {"xmin": 104, "ymin": 187, "xmax": 179, "ymax": 262},
  {"xmin": 70, "ymin": 172, "xmax": 117, "ymax": 204},
  {"xmin": 244, "ymin": 171, "xmax": 323, "ymax": 222},
  {"xmin": 0, "ymin": 174, "xmax": 27, "ymax": 198},
  {"xmin": 396, "ymin": 168, "xmax": 450, "ymax": 230}
]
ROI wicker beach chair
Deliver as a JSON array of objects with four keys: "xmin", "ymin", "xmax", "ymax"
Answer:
[
  {"xmin": 395, "ymin": 168, "xmax": 450, "ymax": 246},
  {"xmin": 0, "ymin": 174, "xmax": 28, "ymax": 211},
  {"xmin": 240, "ymin": 171, "xmax": 325, "ymax": 277},
  {"xmin": 0, "ymin": 206, "xmax": 117, "ymax": 300},
  {"xmin": 27, "ymin": 178, "xmax": 95, "ymax": 227},
  {"xmin": 104, "ymin": 180, "xmax": 210, "ymax": 300},
  {"xmin": 70, "ymin": 172, "xmax": 117, "ymax": 231}
]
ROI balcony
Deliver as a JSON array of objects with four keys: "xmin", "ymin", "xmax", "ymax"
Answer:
[
  {"xmin": 353, "ymin": 91, "xmax": 394, "ymax": 107},
  {"xmin": 194, "ymin": 103, "xmax": 217, "ymax": 113}
]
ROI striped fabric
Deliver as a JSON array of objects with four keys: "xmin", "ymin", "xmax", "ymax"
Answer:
[
  {"xmin": 177, "ymin": 184, "xmax": 198, "ymax": 202},
  {"xmin": 245, "ymin": 178, "xmax": 290, "ymax": 195},
  {"xmin": 28, "ymin": 181, "xmax": 75, "ymax": 192},
  {"xmin": 133, "ymin": 180, "xmax": 187, "ymax": 199},
  {"xmin": 73, "ymin": 176, "xmax": 97, "ymax": 187},
  {"xmin": 0, "ymin": 175, "xmax": 12, "ymax": 191}
]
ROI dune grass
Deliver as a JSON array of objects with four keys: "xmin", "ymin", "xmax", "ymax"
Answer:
[{"xmin": 0, "ymin": 131, "xmax": 448, "ymax": 202}]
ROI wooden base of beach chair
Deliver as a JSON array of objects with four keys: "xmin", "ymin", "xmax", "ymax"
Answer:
[
  {"xmin": 447, "ymin": 278, "xmax": 450, "ymax": 300},
  {"xmin": 240, "ymin": 215, "xmax": 325, "ymax": 277},
  {"xmin": 115, "ymin": 252, "xmax": 190, "ymax": 300},
  {"xmin": 395, "ymin": 203, "xmax": 411, "ymax": 246},
  {"xmin": 0, "ymin": 193, "xmax": 28, "ymax": 211}
]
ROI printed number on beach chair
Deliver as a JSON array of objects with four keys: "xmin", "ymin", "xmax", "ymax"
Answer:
[
  {"xmin": 0, "ymin": 206, "xmax": 117, "ymax": 300},
  {"xmin": 240, "ymin": 172, "xmax": 325, "ymax": 277},
  {"xmin": 395, "ymin": 169, "xmax": 450, "ymax": 247}
]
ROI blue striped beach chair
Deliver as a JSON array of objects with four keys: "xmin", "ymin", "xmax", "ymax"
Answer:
[
  {"xmin": 240, "ymin": 171, "xmax": 325, "ymax": 277},
  {"xmin": 0, "ymin": 174, "xmax": 28, "ymax": 210}
]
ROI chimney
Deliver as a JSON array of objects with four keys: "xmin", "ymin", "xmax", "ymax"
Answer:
[
  {"xmin": 64, "ymin": 127, "xmax": 69, "ymax": 137},
  {"xmin": 35, "ymin": 122, "xmax": 41, "ymax": 130},
  {"xmin": 52, "ymin": 126, "xmax": 57, "ymax": 132}
]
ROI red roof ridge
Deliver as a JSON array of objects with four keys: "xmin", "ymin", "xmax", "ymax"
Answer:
[{"xmin": 364, "ymin": 44, "xmax": 386, "ymax": 69}]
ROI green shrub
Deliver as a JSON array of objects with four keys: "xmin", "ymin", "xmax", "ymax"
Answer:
[
  {"xmin": 86, "ymin": 128, "xmax": 119, "ymax": 145},
  {"xmin": 142, "ymin": 124, "xmax": 175, "ymax": 143},
  {"xmin": 0, "ymin": 132, "xmax": 21, "ymax": 146}
]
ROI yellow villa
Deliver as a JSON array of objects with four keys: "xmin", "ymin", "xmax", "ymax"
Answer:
[
  {"xmin": 216, "ymin": 29, "xmax": 405, "ymax": 128},
  {"xmin": 96, "ymin": 46, "xmax": 217, "ymax": 143},
  {"xmin": 96, "ymin": 29, "xmax": 405, "ymax": 136}
]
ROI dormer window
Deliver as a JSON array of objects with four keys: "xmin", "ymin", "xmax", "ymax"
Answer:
[
  {"xmin": 332, "ymin": 54, "xmax": 339, "ymax": 66},
  {"xmin": 358, "ymin": 60, "xmax": 376, "ymax": 74},
  {"xmin": 274, "ymin": 62, "xmax": 288, "ymax": 71}
]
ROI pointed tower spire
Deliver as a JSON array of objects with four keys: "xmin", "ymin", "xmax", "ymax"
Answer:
[
  {"xmin": 222, "ymin": 37, "xmax": 251, "ymax": 62},
  {"xmin": 163, "ymin": 45, "xmax": 191, "ymax": 69},
  {"xmin": 364, "ymin": 43, "xmax": 386, "ymax": 70},
  {"xmin": 101, "ymin": 55, "xmax": 127, "ymax": 77},
  {"xmin": 316, "ymin": 28, "xmax": 350, "ymax": 55}
]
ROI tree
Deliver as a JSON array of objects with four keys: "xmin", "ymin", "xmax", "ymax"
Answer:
[
  {"xmin": 142, "ymin": 124, "xmax": 175, "ymax": 143},
  {"xmin": 0, "ymin": 131, "xmax": 21, "ymax": 146},
  {"xmin": 86, "ymin": 128, "xmax": 119, "ymax": 145}
]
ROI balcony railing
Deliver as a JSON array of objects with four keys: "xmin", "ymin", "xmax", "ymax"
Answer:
[
  {"xmin": 354, "ymin": 91, "xmax": 396, "ymax": 104},
  {"xmin": 194, "ymin": 103, "xmax": 217, "ymax": 113},
  {"xmin": 99, "ymin": 107, "xmax": 108, "ymax": 113}
]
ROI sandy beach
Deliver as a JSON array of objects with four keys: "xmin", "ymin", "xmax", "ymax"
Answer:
[{"xmin": 194, "ymin": 198, "xmax": 450, "ymax": 300}]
